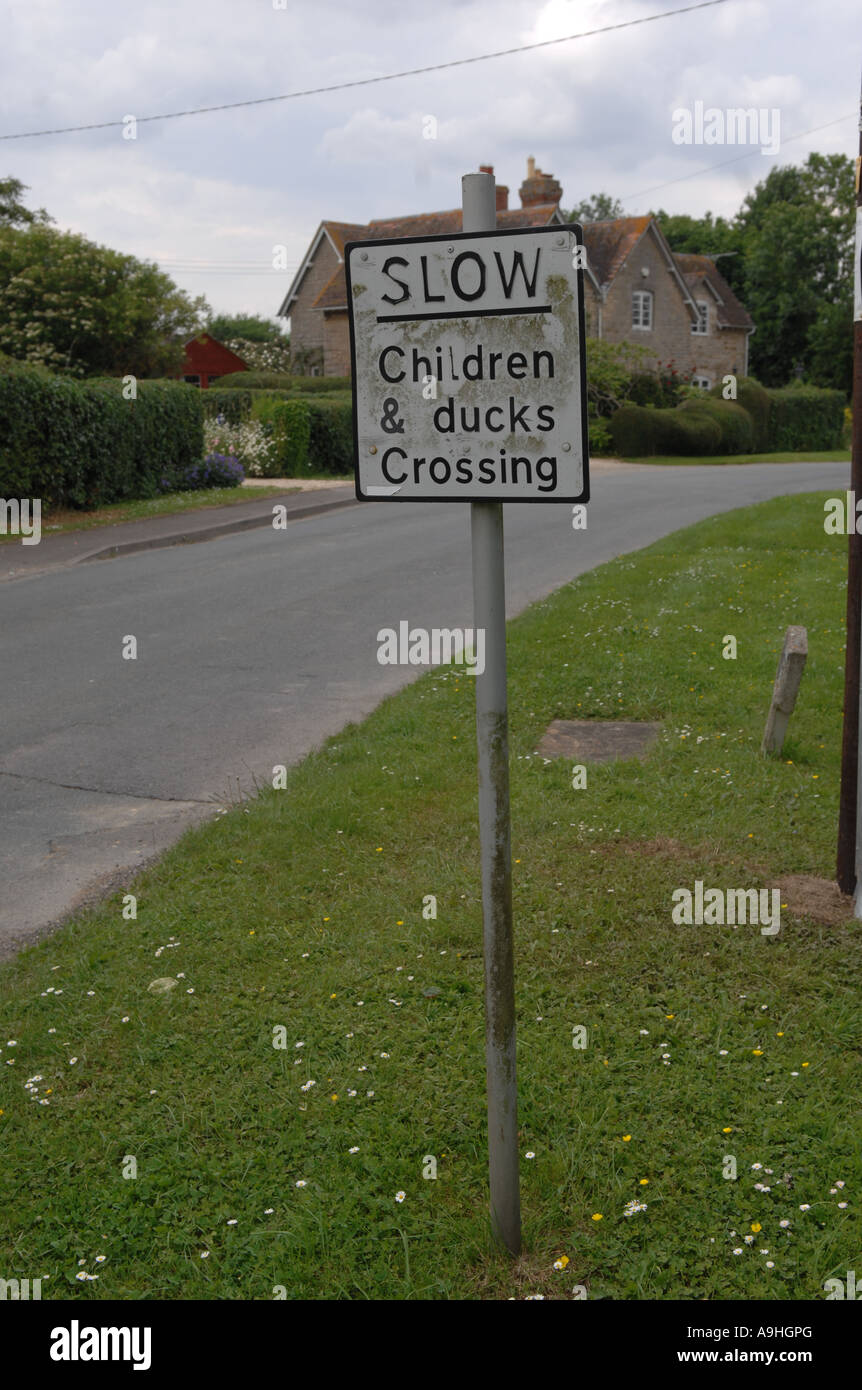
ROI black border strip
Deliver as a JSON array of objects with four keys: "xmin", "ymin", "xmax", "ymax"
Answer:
[
  {"xmin": 345, "ymin": 222, "xmax": 590, "ymax": 505},
  {"xmin": 377, "ymin": 304, "xmax": 553, "ymax": 324}
]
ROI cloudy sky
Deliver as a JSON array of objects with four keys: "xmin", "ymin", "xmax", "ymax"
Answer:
[{"xmin": 1, "ymin": 0, "xmax": 858, "ymax": 327}]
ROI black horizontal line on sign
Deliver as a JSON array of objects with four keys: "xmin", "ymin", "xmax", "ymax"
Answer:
[{"xmin": 376, "ymin": 305, "xmax": 553, "ymax": 324}]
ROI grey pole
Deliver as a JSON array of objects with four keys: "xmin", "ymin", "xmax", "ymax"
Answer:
[{"xmin": 462, "ymin": 170, "xmax": 521, "ymax": 1255}]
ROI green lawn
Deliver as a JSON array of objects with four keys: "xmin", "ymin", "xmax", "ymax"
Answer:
[
  {"xmin": 0, "ymin": 491, "xmax": 858, "ymax": 1301},
  {"xmin": 616, "ymin": 450, "xmax": 850, "ymax": 466},
  {"xmin": 0, "ymin": 485, "xmax": 297, "ymax": 545}
]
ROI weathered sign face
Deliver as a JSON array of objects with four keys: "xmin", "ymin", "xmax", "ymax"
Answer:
[{"xmin": 345, "ymin": 225, "xmax": 589, "ymax": 502}]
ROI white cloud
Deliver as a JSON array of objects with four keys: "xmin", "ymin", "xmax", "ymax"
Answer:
[{"xmin": 0, "ymin": 0, "xmax": 856, "ymax": 315}]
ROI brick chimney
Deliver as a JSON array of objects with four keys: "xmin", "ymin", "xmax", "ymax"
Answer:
[
  {"xmin": 478, "ymin": 164, "xmax": 509, "ymax": 212},
  {"xmin": 519, "ymin": 156, "xmax": 562, "ymax": 209}
]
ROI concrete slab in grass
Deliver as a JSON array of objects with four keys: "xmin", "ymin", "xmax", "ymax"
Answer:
[{"xmin": 538, "ymin": 719, "xmax": 662, "ymax": 763}]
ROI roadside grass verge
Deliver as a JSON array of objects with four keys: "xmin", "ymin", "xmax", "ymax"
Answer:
[
  {"xmin": 0, "ymin": 490, "xmax": 858, "ymax": 1301},
  {"xmin": 0, "ymin": 485, "xmax": 297, "ymax": 545},
  {"xmin": 619, "ymin": 450, "xmax": 850, "ymax": 467}
]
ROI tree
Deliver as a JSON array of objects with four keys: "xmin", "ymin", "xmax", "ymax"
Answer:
[
  {"xmin": 0, "ymin": 224, "xmax": 209, "ymax": 377},
  {"xmin": 738, "ymin": 154, "xmax": 854, "ymax": 388},
  {"xmin": 548, "ymin": 153, "xmax": 855, "ymax": 391},
  {"xmin": 0, "ymin": 176, "xmax": 52, "ymax": 227},
  {"xmin": 562, "ymin": 192, "xmax": 625, "ymax": 223},
  {"xmin": 206, "ymin": 312, "xmax": 286, "ymax": 344},
  {"xmin": 649, "ymin": 209, "xmax": 745, "ymax": 296}
]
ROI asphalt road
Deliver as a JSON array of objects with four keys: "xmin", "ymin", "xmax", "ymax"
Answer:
[{"xmin": 0, "ymin": 461, "xmax": 849, "ymax": 955}]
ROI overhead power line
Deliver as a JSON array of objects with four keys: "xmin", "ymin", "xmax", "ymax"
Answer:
[
  {"xmin": 621, "ymin": 110, "xmax": 857, "ymax": 202},
  {"xmin": 0, "ymin": 0, "xmax": 730, "ymax": 141}
]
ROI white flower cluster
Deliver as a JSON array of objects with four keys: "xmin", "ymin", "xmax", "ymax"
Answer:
[
  {"xmin": 203, "ymin": 417, "xmax": 276, "ymax": 476},
  {"xmin": 225, "ymin": 338, "xmax": 293, "ymax": 373}
]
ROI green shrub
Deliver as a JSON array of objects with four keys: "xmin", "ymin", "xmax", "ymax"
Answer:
[
  {"xmin": 627, "ymin": 371, "xmax": 679, "ymax": 410},
  {"xmin": 0, "ymin": 361, "xmax": 203, "ymax": 508},
  {"xmin": 271, "ymin": 399, "xmax": 311, "ymax": 473},
  {"xmin": 713, "ymin": 378, "xmax": 771, "ymax": 451},
  {"xmin": 201, "ymin": 389, "xmax": 252, "ymax": 424},
  {"xmin": 765, "ymin": 385, "xmax": 845, "ymax": 451},
  {"xmin": 608, "ymin": 402, "xmax": 722, "ymax": 457},
  {"xmin": 678, "ymin": 397, "xmax": 755, "ymax": 454},
  {"xmin": 588, "ymin": 414, "xmax": 613, "ymax": 455},
  {"xmin": 305, "ymin": 397, "xmax": 354, "ymax": 475}
]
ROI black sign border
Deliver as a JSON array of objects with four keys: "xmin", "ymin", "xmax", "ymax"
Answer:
[{"xmin": 344, "ymin": 223, "xmax": 590, "ymax": 504}]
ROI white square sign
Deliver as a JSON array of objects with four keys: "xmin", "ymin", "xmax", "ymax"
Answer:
[{"xmin": 345, "ymin": 225, "xmax": 589, "ymax": 502}]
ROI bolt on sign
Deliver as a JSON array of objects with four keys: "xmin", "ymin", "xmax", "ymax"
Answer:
[{"xmin": 345, "ymin": 226, "xmax": 590, "ymax": 502}]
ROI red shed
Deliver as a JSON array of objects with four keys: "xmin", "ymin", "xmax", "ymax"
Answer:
[{"xmin": 179, "ymin": 333, "xmax": 249, "ymax": 389}]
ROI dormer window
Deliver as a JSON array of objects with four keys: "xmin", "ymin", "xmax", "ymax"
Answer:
[
  {"xmin": 631, "ymin": 290, "xmax": 653, "ymax": 330},
  {"xmin": 691, "ymin": 300, "xmax": 709, "ymax": 335}
]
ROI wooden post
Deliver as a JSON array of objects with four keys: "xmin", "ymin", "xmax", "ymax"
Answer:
[
  {"xmin": 761, "ymin": 627, "xmax": 808, "ymax": 755},
  {"xmin": 836, "ymin": 64, "xmax": 862, "ymax": 892}
]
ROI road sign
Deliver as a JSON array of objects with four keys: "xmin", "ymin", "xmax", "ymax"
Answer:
[{"xmin": 345, "ymin": 225, "xmax": 589, "ymax": 503}]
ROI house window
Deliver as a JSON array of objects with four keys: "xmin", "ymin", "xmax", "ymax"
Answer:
[
  {"xmin": 631, "ymin": 290, "xmax": 653, "ymax": 330},
  {"xmin": 691, "ymin": 301, "xmax": 709, "ymax": 335},
  {"xmin": 183, "ymin": 375, "xmax": 201, "ymax": 386},
  {"xmin": 691, "ymin": 375, "xmax": 712, "ymax": 390}
]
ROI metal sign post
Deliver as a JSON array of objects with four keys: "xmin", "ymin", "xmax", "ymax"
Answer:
[
  {"xmin": 345, "ymin": 170, "xmax": 589, "ymax": 1254},
  {"xmin": 838, "ymin": 65, "xmax": 862, "ymax": 896},
  {"xmin": 463, "ymin": 170, "xmax": 520, "ymax": 1253}
]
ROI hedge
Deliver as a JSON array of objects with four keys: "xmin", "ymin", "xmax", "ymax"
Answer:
[
  {"xmin": 0, "ymin": 361, "xmax": 203, "ymax": 507},
  {"xmin": 678, "ymin": 397, "xmax": 755, "ymax": 454},
  {"xmin": 608, "ymin": 402, "xmax": 722, "ymax": 457},
  {"xmin": 201, "ymin": 388, "xmax": 252, "ymax": 424},
  {"xmin": 306, "ymin": 398, "xmax": 354, "ymax": 475},
  {"xmin": 211, "ymin": 371, "xmax": 351, "ymax": 393},
  {"xmin": 710, "ymin": 378, "xmax": 771, "ymax": 451},
  {"xmin": 765, "ymin": 385, "xmax": 845, "ymax": 451},
  {"xmin": 610, "ymin": 380, "xmax": 846, "ymax": 457}
]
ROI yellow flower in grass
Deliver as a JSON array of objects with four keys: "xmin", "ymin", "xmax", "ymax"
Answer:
[
  {"xmin": 591, "ymin": 1213, "xmax": 603, "ymax": 1221},
  {"xmin": 751, "ymin": 1222, "xmax": 761, "ymax": 1233},
  {"xmin": 622, "ymin": 1135, "xmax": 632, "ymax": 1142},
  {"xmin": 553, "ymin": 1255, "xmax": 570, "ymax": 1270}
]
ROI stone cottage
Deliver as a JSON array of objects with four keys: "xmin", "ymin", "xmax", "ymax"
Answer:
[{"xmin": 278, "ymin": 159, "xmax": 754, "ymax": 388}]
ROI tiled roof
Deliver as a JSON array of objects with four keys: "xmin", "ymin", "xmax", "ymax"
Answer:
[
  {"xmin": 673, "ymin": 253, "xmax": 753, "ymax": 329},
  {"xmin": 322, "ymin": 222, "xmax": 370, "ymax": 257},
  {"xmin": 367, "ymin": 205, "xmax": 559, "ymax": 238},
  {"xmin": 311, "ymin": 205, "xmax": 560, "ymax": 311},
  {"xmin": 579, "ymin": 216, "xmax": 652, "ymax": 286},
  {"xmin": 314, "ymin": 267, "xmax": 350, "ymax": 310}
]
